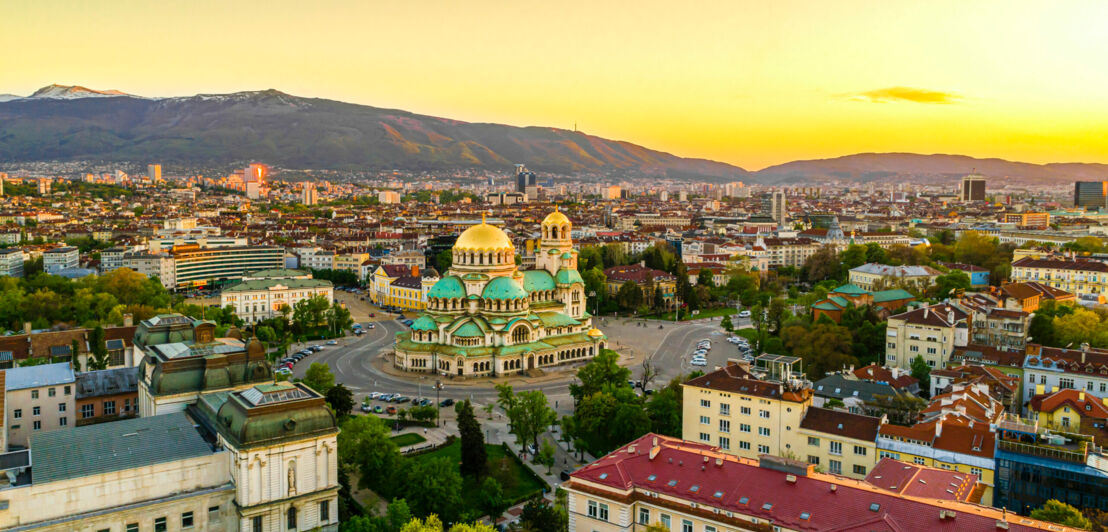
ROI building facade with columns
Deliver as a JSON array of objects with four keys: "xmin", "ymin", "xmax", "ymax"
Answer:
[{"xmin": 394, "ymin": 210, "xmax": 606, "ymax": 376}]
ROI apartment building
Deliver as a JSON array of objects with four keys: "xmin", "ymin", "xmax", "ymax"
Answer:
[
  {"xmin": 333, "ymin": 251, "xmax": 368, "ymax": 275},
  {"xmin": 884, "ymin": 303, "xmax": 969, "ymax": 371},
  {"xmin": 171, "ymin": 245, "xmax": 284, "ymax": 290},
  {"xmin": 603, "ymin": 264, "xmax": 677, "ymax": 308},
  {"xmin": 0, "ymin": 247, "xmax": 23, "ymax": 277},
  {"xmin": 1022, "ymin": 343, "xmax": 1108, "ymax": 403},
  {"xmin": 565, "ymin": 433, "xmax": 1059, "ymax": 532},
  {"xmin": 99, "ymin": 246, "xmax": 127, "ymax": 273},
  {"xmin": 74, "ymin": 366, "xmax": 139, "ymax": 426},
  {"xmin": 797, "ymin": 407, "xmax": 883, "ymax": 479},
  {"xmin": 42, "ymin": 246, "xmax": 79, "ymax": 274},
  {"xmin": 877, "ymin": 414, "xmax": 997, "ymax": 506},
  {"xmin": 681, "ymin": 362, "xmax": 813, "ymax": 459},
  {"xmin": 123, "ymin": 251, "xmax": 177, "ymax": 289},
  {"xmin": 5, "ymin": 362, "xmax": 75, "ymax": 450},
  {"xmin": 849, "ymin": 263, "xmax": 943, "ymax": 292},
  {"xmin": 1010, "ymin": 257, "xmax": 1108, "ymax": 297}
]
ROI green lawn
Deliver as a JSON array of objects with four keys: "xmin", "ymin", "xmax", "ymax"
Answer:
[
  {"xmin": 647, "ymin": 307, "xmax": 737, "ymax": 321},
  {"xmin": 410, "ymin": 440, "xmax": 546, "ymax": 505},
  {"xmin": 734, "ymin": 328, "xmax": 760, "ymax": 342},
  {"xmin": 390, "ymin": 433, "xmax": 427, "ymax": 446}
]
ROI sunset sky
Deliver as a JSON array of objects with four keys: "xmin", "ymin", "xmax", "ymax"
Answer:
[{"xmin": 2, "ymin": 0, "xmax": 1107, "ymax": 170}]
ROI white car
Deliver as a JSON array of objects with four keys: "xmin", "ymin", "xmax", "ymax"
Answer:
[
  {"xmin": 690, "ymin": 358, "xmax": 708, "ymax": 366},
  {"xmin": 739, "ymin": 310, "xmax": 751, "ymax": 318}
]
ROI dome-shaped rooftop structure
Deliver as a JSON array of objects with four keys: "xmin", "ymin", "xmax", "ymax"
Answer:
[
  {"xmin": 455, "ymin": 215, "xmax": 513, "ymax": 251},
  {"xmin": 543, "ymin": 207, "xmax": 570, "ymax": 226},
  {"xmin": 428, "ymin": 276, "xmax": 466, "ymax": 299},
  {"xmin": 482, "ymin": 276, "xmax": 529, "ymax": 300}
]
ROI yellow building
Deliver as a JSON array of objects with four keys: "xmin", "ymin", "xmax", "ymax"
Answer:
[
  {"xmin": 877, "ymin": 416, "xmax": 996, "ymax": 505},
  {"xmin": 1027, "ymin": 388, "xmax": 1108, "ymax": 435},
  {"xmin": 796, "ymin": 406, "xmax": 882, "ymax": 479},
  {"xmin": 1011, "ymin": 257, "xmax": 1108, "ymax": 298},
  {"xmin": 334, "ymin": 251, "xmax": 368, "ymax": 275},
  {"xmin": 370, "ymin": 264, "xmax": 438, "ymax": 310},
  {"xmin": 884, "ymin": 303, "xmax": 970, "ymax": 371},
  {"xmin": 681, "ymin": 362, "xmax": 812, "ymax": 459}
]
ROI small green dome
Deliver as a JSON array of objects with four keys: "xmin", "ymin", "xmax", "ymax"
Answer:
[
  {"xmin": 482, "ymin": 276, "xmax": 528, "ymax": 300},
  {"xmin": 411, "ymin": 315, "xmax": 437, "ymax": 331},
  {"xmin": 561, "ymin": 252, "xmax": 573, "ymax": 259},
  {"xmin": 453, "ymin": 321, "xmax": 484, "ymax": 337},
  {"xmin": 555, "ymin": 268, "xmax": 584, "ymax": 285},
  {"xmin": 522, "ymin": 270, "xmax": 556, "ymax": 292},
  {"xmin": 428, "ymin": 276, "xmax": 466, "ymax": 299}
]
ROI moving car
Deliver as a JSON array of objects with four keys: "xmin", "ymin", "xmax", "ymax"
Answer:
[
  {"xmin": 739, "ymin": 310, "xmax": 751, "ymax": 318},
  {"xmin": 326, "ymin": 340, "xmax": 338, "ymax": 346}
]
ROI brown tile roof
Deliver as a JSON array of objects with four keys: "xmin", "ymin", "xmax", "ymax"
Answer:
[
  {"xmin": 1012, "ymin": 257, "xmax": 1108, "ymax": 272},
  {"xmin": 890, "ymin": 303, "xmax": 968, "ymax": 327},
  {"xmin": 799, "ymin": 406, "xmax": 882, "ymax": 442},
  {"xmin": 683, "ymin": 366, "xmax": 813, "ymax": 403}
]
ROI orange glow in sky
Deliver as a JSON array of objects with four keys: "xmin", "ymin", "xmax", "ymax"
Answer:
[{"xmin": 2, "ymin": 0, "xmax": 1108, "ymax": 170}]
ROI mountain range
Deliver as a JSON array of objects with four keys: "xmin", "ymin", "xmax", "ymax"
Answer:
[{"xmin": 0, "ymin": 84, "xmax": 1103, "ymax": 184}]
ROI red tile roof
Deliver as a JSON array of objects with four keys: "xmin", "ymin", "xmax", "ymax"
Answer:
[
  {"xmin": 1029, "ymin": 389, "xmax": 1108, "ymax": 420},
  {"xmin": 864, "ymin": 458, "xmax": 980, "ymax": 502},
  {"xmin": 569, "ymin": 434, "xmax": 1062, "ymax": 532},
  {"xmin": 852, "ymin": 364, "xmax": 919, "ymax": 390}
]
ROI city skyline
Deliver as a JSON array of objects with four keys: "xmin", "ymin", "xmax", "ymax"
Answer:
[{"xmin": 3, "ymin": 1, "xmax": 1108, "ymax": 170}]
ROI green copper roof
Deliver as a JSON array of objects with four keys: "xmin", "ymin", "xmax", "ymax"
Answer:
[
  {"xmin": 428, "ymin": 276, "xmax": 466, "ymax": 299},
  {"xmin": 482, "ymin": 276, "xmax": 528, "ymax": 300},
  {"xmin": 453, "ymin": 322, "xmax": 484, "ymax": 337},
  {"xmin": 873, "ymin": 288, "xmax": 916, "ymax": 302},
  {"xmin": 411, "ymin": 315, "xmax": 438, "ymax": 331},
  {"xmin": 812, "ymin": 302, "xmax": 840, "ymax": 311},
  {"xmin": 555, "ymin": 268, "xmax": 584, "ymax": 285},
  {"xmin": 561, "ymin": 252, "xmax": 573, "ymax": 259},
  {"xmin": 831, "ymin": 283, "xmax": 868, "ymax": 295},
  {"xmin": 536, "ymin": 311, "xmax": 581, "ymax": 328},
  {"xmin": 522, "ymin": 270, "xmax": 556, "ymax": 292},
  {"xmin": 829, "ymin": 296, "xmax": 850, "ymax": 307}
]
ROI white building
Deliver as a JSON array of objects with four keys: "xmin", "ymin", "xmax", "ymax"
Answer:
[
  {"xmin": 221, "ymin": 269, "xmax": 334, "ymax": 323},
  {"xmin": 0, "ymin": 248, "xmax": 23, "ymax": 277},
  {"xmin": 42, "ymin": 246, "xmax": 78, "ymax": 274},
  {"xmin": 123, "ymin": 251, "xmax": 177, "ymax": 289}
]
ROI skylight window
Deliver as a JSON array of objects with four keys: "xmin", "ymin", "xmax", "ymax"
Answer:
[
  {"xmin": 689, "ymin": 485, "xmax": 699, "ymax": 492},
  {"xmin": 739, "ymin": 497, "xmax": 749, "ymax": 505},
  {"xmin": 762, "ymin": 503, "xmax": 773, "ymax": 510},
  {"xmin": 713, "ymin": 491, "xmax": 723, "ymax": 498},
  {"xmin": 599, "ymin": 473, "xmax": 608, "ymax": 479},
  {"xmin": 869, "ymin": 503, "xmax": 881, "ymax": 512},
  {"xmin": 668, "ymin": 480, "xmax": 678, "ymax": 487},
  {"xmin": 647, "ymin": 474, "xmax": 657, "ymax": 481},
  {"xmin": 800, "ymin": 512, "xmax": 811, "ymax": 520}
]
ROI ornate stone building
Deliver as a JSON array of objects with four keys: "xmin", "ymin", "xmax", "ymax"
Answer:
[{"xmin": 394, "ymin": 210, "xmax": 606, "ymax": 376}]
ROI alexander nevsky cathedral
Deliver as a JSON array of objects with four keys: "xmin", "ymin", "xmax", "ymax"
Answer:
[{"xmin": 394, "ymin": 209, "xmax": 607, "ymax": 377}]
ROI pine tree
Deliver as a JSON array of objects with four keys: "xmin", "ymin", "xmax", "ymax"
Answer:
[{"xmin": 457, "ymin": 400, "xmax": 487, "ymax": 477}]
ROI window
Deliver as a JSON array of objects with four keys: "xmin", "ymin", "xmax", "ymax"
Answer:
[
  {"xmin": 32, "ymin": 406, "xmax": 40, "ymax": 416},
  {"xmin": 661, "ymin": 515, "xmax": 671, "ymax": 528},
  {"xmin": 1059, "ymin": 378, "xmax": 1075, "ymax": 389},
  {"xmin": 700, "ymin": 399, "xmax": 711, "ymax": 408},
  {"xmin": 599, "ymin": 503, "xmax": 609, "ymax": 521},
  {"xmin": 854, "ymin": 445, "xmax": 867, "ymax": 456},
  {"xmin": 33, "ymin": 420, "xmax": 41, "ymax": 431},
  {"xmin": 705, "ymin": 527, "xmax": 717, "ymax": 532},
  {"xmin": 739, "ymin": 441, "xmax": 751, "ymax": 450},
  {"xmin": 853, "ymin": 465, "xmax": 867, "ymax": 475},
  {"xmin": 81, "ymin": 404, "xmax": 95, "ymax": 418},
  {"xmin": 719, "ymin": 436, "xmax": 730, "ymax": 450},
  {"xmin": 740, "ymin": 406, "xmax": 751, "ymax": 415},
  {"xmin": 253, "ymin": 516, "xmax": 263, "ymax": 532},
  {"xmin": 320, "ymin": 500, "xmax": 330, "ymax": 522},
  {"xmin": 829, "ymin": 460, "xmax": 842, "ymax": 475},
  {"xmin": 639, "ymin": 508, "xmax": 650, "ymax": 524},
  {"xmin": 740, "ymin": 423, "xmax": 751, "ymax": 433},
  {"xmin": 64, "ymin": 385, "xmax": 71, "ymax": 395},
  {"xmin": 700, "ymin": 415, "xmax": 710, "ymax": 425},
  {"xmin": 127, "ymin": 524, "xmax": 139, "ymax": 532},
  {"xmin": 759, "ymin": 410, "xmax": 770, "ymax": 419},
  {"xmin": 880, "ymin": 451, "xmax": 901, "ymax": 459},
  {"xmin": 59, "ymin": 416, "xmax": 67, "ymax": 426},
  {"xmin": 209, "ymin": 506, "xmax": 220, "ymax": 519},
  {"xmin": 808, "ymin": 436, "xmax": 820, "ymax": 446},
  {"xmin": 58, "ymin": 402, "xmax": 66, "ymax": 413},
  {"xmin": 758, "ymin": 444, "xmax": 770, "ymax": 453},
  {"xmin": 182, "ymin": 511, "xmax": 194, "ymax": 528},
  {"xmin": 758, "ymin": 426, "xmax": 770, "ymax": 437},
  {"xmin": 720, "ymin": 403, "xmax": 730, "ymax": 416},
  {"xmin": 155, "ymin": 517, "xmax": 167, "ymax": 532},
  {"xmin": 699, "ymin": 432, "xmax": 710, "ymax": 442},
  {"xmin": 12, "ymin": 409, "xmax": 20, "ymax": 419},
  {"xmin": 48, "ymin": 387, "xmax": 56, "ymax": 397},
  {"xmin": 970, "ymin": 467, "xmax": 983, "ymax": 477},
  {"xmin": 287, "ymin": 507, "xmax": 297, "ymax": 530},
  {"xmin": 914, "ymin": 457, "xmax": 926, "ymax": 465},
  {"xmin": 682, "ymin": 520, "xmax": 693, "ymax": 532},
  {"xmin": 103, "ymin": 400, "xmax": 116, "ymax": 415},
  {"xmin": 719, "ymin": 420, "xmax": 730, "ymax": 433},
  {"xmin": 587, "ymin": 500, "xmax": 598, "ymax": 518},
  {"xmin": 829, "ymin": 441, "xmax": 842, "ymax": 455},
  {"xmin": 808, "ymin": 455, "xmax": 820, "ymax": 465},
  {"xmin": 31, "ymin": 390, "xmax": 38, "ymax": 399}
]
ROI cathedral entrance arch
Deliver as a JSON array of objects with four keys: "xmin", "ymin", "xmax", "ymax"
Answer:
[{"xmin": 527, "ymin": 353, "xmax": 535, "ymax": 370}]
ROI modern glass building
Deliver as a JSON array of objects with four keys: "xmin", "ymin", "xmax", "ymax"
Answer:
[
  {"xmin": 1075, "ymin": 181, "xmax": 1108, "ymax": 210},
  {"xmin": 172, "ymin": 245, "xmax": 284, "ymax": 290},
  {"xmin": 993, "ymin": 418, "xmax": 1108, "ymax": 514}
]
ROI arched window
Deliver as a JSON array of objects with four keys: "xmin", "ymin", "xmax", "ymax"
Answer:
[
  {"xmin": 287, "ymin": 507, "xmax": 297, "ymax": 530},
  {"xmin": 512, "ymin": 326, "xmax": 529, "ymax": 343}
]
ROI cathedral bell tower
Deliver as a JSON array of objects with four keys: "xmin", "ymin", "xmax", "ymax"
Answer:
[{"xmin": 537, "ymin": 207, "xmax": 575, "ymax": 274}]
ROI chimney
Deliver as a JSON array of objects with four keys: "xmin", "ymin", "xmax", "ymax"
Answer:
[
  {"xmin": 935, "ymin": 418, "xmax": 943, "ymax": 437},
  {"xmin": 123, "ymin": 313, "xmax": 134, "ymax": 327},
  {"xmin": 411, "ymin": 265, "xmax": 419, "ymax": 277},
  {"xmin": 23, "ymin": 322, "xmax": 31, "ymax": 335},
  {"xmin": 948, "ymin": 310, "xmax": 954, "ymax": 324},
  {"xmin": 924, "ymin": 308, "xmax": 929, "ymax": 319},
  {"xmin": 1079, "ymin": 392, "xmax": 1085, "ymax": 402}
]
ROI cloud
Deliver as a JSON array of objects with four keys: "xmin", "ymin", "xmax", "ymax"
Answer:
[{"xmin": 845, "ymin": 86, "xmax": 960, "ymax": 104}]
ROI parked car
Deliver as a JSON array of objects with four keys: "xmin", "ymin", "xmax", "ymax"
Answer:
[
  {"xmin": 739, "ymin": 310, "xmax": 751, "ymax": 318},
  {"xmin": 366, "ymin": 323, "xmax": 376, "ymax": 329},
  {"xmin": 439, "ymin": 398, "xmax": 455, "ymax": 407},
  {"xmin": 395, "ymin": 396, "xmax": 411, "ymax": 404},
  {"xmin": 560, "ymin": 470, "xmax": 572, "ymax": 481},
  {"xmin": 326, "ymin": 340, "xmax": 338, "ymax": 346},
  {"xmin": 360, "ymin": 403, "xmax": 373, "ymax": 412},
  {"xmin": 374, "ymin": 405, "xmax": 384, "ymax": 414},
  {"xmin": 276, "ymin": 367, "xmax": 292, "ymax": 375},
  {"xmin": 386, "ymin": 406, "xmax": 397, "ymax": 415},
  {"xmin": 690, "ymin": 358, "xmax": 708, "ymax": 366},
  {"xmin": 369, "ymin": 392, "xmax": 382, "ymax": 399}
]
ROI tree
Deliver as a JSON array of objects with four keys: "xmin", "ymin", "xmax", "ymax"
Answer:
[
  {"xmin": 505, "ymin": 390, "xmax": 557, "ymax": 450},
  {"xmin": 645, "ymin": 377, "xmax": 683, "ymax": 436},
  {"xmin": 696, "ymin": 268, "xmax": 715, "ymax": 288},
  {"xmin": 570, "ymin": 349, "xmax": 630, "ymax": 402},
  {"xmin": 931, "ymin": 271, "xmax": 971, "ymax": 298},
  {"xmin": 537, "ymin": 440, "xmax": 556, "ymax": 473},
  {"xmin": 86, "ymin": 324, "xmax": 110, "ymax": 370},
  {"xmin": 477, "ymin": 477, "xmax": 505, "ymax": 518},
  {"xmin": 303, "ymin": 362, "xmax": 336, "ymax": 395},
  {"xmin": 400, "ymin": 458, "xmax": 465, "ymax": 523},
  {"xmin": 869, "ymin": 392, "xmax": 927, "ymax": 425},
  {"xmin": 865, "ymin": 243, "xmax": 888, "ymax": 265},
  {"xmin": 326, "ymin": 383, "xmax": 355, "ymax": 417},
  {"xmin": 571, "ymin": 386, "xmax": 650, "ymax": 456},
  {"xmin": 456, "ymin": 400, "xmax": 487, "ymax": 477},
  {"xmin": 911, "ymin": 355, "xmax": 931, "ymax": 395},
  {"xmin": 767, "ymin": 297, "xmax": 786, "ymax": 333},
  {"xmin": 517, "ymin": 498, "xmax": 567, "ymax": 532},
  {"xmin": 70, "ymin": 338, "xmax": 82, "ymax": 370},
  {"xmin": 398, "ymin": 515, "xmax": 494, "ymax": 532},
  {"xmin": 1031, "ymin": 500, "xmax": 1092, "ymax": 529},
  {"xmin": 782, "ymin": 322, "xmax": 856, "ymax": 380},
  {"xmin": 616, "ymin": 281, "xmax": 643, "ymax": 311},
  {"xmin": 1054, "ymin": 308, "xmax": 1108, "ymax": 348},
  {"xmin": 839, "ymin": 244, "xmax": 869, "ymax": 271},
  {"xmin": 953, "ymin": 231, "xmax": 998, "ymax": 267},
  {"xmin": 336, "ymin": 415, "xmax": 401, "ymax": 492}
]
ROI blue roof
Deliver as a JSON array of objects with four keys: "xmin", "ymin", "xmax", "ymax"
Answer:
[
  {"xmin": 6, "ymin": 362, "xmax": 75, "ymax": 391},
  {"xmin": 29, "ymin": 412, "xmax": 215, "ymax": 484}
]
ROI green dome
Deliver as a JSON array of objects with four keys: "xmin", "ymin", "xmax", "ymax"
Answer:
[
  {"xmin": 482, "ymin": 276, "xmax": 528, "ymax": 300},
  {"xmin": 555, "ymin": 268, "xmax": 584, "ymax": 285},
  {"xmin": 428, "ymin": 276, "xmax": 466, "ymax": 299},
  {"xmin": 561, "ymin": 252, "xmax": 573, "ymax": 259},
  {"xmin": 522, "ymin": 270, "xmax": 556, "ymax": 292},
  {"xmin": 453, "ymin": 321, "xmax": 484, "ymax": 337},
  {"xmin": 411, "ymin": 315, "xmax": 437, "ymax": 331}
]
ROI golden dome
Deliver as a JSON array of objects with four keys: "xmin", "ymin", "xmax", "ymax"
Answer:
[
  {"xmin": 543, "ymin": 207, "xmax": 570, "ymax": 226},
  {"xmin": 587, "ymin": 328, "xmax": 604, "ymax": 337},
  {"xmin": 455, "ymin": 215, "xmax": 514, "ymax": 250}
]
